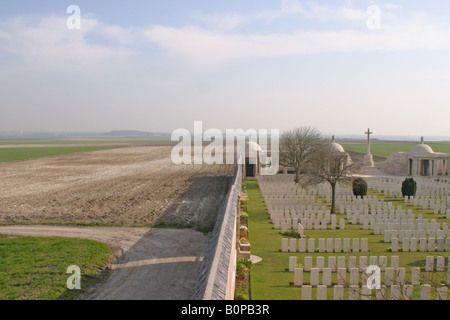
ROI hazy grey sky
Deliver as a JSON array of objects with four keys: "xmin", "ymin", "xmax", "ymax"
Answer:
[{"xmin": 1, "ymin": 1, "xmax": 450, "ymax": 138}]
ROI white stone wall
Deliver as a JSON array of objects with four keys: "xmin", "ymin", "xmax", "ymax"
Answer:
[{"xmin": 377, "ymin": 152, "xmax": 408, "ymax": 175}]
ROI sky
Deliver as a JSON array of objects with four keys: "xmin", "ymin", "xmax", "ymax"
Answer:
[{"xmin": 1, "ymin": 1, "xmax": 450, "ymax": 139}]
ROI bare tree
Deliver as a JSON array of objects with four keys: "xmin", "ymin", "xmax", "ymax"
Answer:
[
  {"xmin": 279, "ymin": 126, "xmax": 324, "ymax": 184},
  {"xmin": 301, "ymin": 144, "xmax": 356, "ymax": 214}
]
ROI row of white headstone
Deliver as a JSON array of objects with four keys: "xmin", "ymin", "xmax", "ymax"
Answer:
[
  {"xmin": 292, "ymin": 267, "xmax": 429, "ymax": 287},
  {"xmin": 290, "ymin": 255, "xmax": 449, "ymax": 273},
  {"xmin": 275, "ymin": 218, "xmax": 345, "ymax": 232},
  {"xmin": 371, "ymin": 220, "xmax": 448, "ymax": 236},
  {"xmin": 289, "ymin": 255, "xmax": 403, "ymax": 272},
  {"xmin": 281, "ymin": 237, "xmax": 368, "ymax": 253},
  {"xmin": 384, "ymin": 229, "xmax": 448, "ymax": 242},
  {"xmin": 269, "ymin": 211, "xmax": 331, "ymax": 221},
  {"xmin": 298, "ymin": 284, "xmax": 448, "ymax": 300},
  {"xmin": 390, "ymin": 236, "xmax": 450, "ymax": 252}
]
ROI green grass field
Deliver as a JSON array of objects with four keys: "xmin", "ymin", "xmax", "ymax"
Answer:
[
  {"xmin": 247, "ymin": 180, "xmax": 449, "ymax": 300},
  {"xmin": 0, "ymin": 234, "xmax": 113, "ymax": 300},
  {"xmin": 341, "ymin": 141, "xmax": 450, "ymax": 158},
  {"xmin": 0, "ymin": 146, "xmax": 124, "ymax": 162}
]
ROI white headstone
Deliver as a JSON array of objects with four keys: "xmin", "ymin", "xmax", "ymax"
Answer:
[
  {"xmin": 390, "ymin": 285, "xmax": 401, "ymax": 300},
  {"xmin": 334, "ymin": 238, "xmax": 342, "ymax": 253},
  {"xmin": 420, "ymin": 238, "xmax": 427, "ymax": 252},
  {"xmin": 361, "ymin": 238, "xmax": 368, "ymax": 252},
  {"xmin": 348, "ymin": 256, "xmax": 357, "ymax": 270},
  {"xmin": 437, "ymin": 286, "xmax": 447, "ymax": 301},
  {"xmin": 331, "ymin": 219, "xmax": 337, "ymax": 230},
  {"xmin": 359, "ymin": 256, "xmax": 367, "ymax": 271},
  {"xmin": 317, "ymin": 256, "xmax": 325, "ymax": 271},
  {"xmin": 361, "ymin": 285, "xmax": 371, "ymax": 301},
  {"xmin": 310, "ymin": 268, "xmax": 320, "ymax": 286},
  {"xmin": 339, "ymin": 219, "xmax": 345, "ymax": 230},
  {"xmin": 314, "ymin": 219, "xmax": 320, "ymax": 230},
  {"xmin": 337, "ymin": 268, "xmax": 346, "ymax": 286},
  {"xmin": 385, "ymin": 267, "xmax": 394, "ymax": 286},
  {"xmin": 379, "ymin": 256, "xmax": 387, "ymax": 271},
  {"xmin": 328, "ymin": 256, "xmax": 337, "ymax": 272},
  {"xmin": 403, "ymin": 285, "xmax": 413, "ymax": 300},
  {"xmin": 334, "ymin": 285, "xmax": 344, "ymax": 300},
  {"xmin": 374, "ymin": 223, "xmax": 381, "ymax": 235},
  {"xmin": 304, "ymin": 256, "xmax": 312, "ymax": 272},
  {"xmin": 298, "ymin": 238, "xmax": 306, "ymax": 252},
  {"xmin": 428, "ymin": 237, "xmax": 436, "ymax": 252},
  {"xmin": 410, "ymin": 238, "xmax": 418, "ymax": 252},
  {"xmin": 289, "ymin": 256, "xmax": 297, "ymax": 272},
  {"xmin": 317, "ymin": 285, "xmax": 327, "ymax": 300},
  {"xmin": 425, "ymin": 256, "xmax": 434, "ymax": 272},
  {"xmin": 352, "ymin": 238, "xmax": 359, "ymax": 253},
  {"xmin": 326, "ymin": 238, "xmax": 334, "ymax": 253},
  {"xmin": 384, "ymin": 230, "xmax": 391, "ymax": 243},
  {"xmin": 437, "ymin": 237, "xmax": 445, "ymax": 252},
  {"xmin": 396, "ymin": 267, "xmax": 406, "ymax": 286},
  {"xmin": 391, "ymin": 238, "xmax": 399, "ymax": 252},
  {"xmin": 337, "ymin": 256, "xmax": 346, "ymax": 271},
  {"xmin": 447, "ymin": 268, "xmax": 450, "ymax": 286},
  {"xmin": 294, "ymin": 268, "xmax": 303, "ymax": 286},
  {"xmin": 323, "ymin": 268, "xmax": 332, "ymax": 286},
  {"xmin": 301, "ymin": 285, "xmax": 312, "ymax": 300},
  {"xmin": 282, "ymin": 238, "xmax": 289, "ymax": 252},
  {"xmin": 349, "ymin": 285, "xmax": 359, "ymax": 300},
  {"xmin": 420, "ymin": 284, "xmax": 431, "ymax": 300},
  {"xmin": 402, "ymin": 238, "xmax": 410, "ymax": 252},
  {"xmin": 318, "ymin": 238, "xmax": 326, "ymax": 253},
  {"xmin": 343, "ymin": 238, "xmax": 350, "ymax": 253},
  {"xmin": 308, "ymin": 238, "xmax": 315, "ymax": 253},
  {"xmin": 411, "ymin": 267, "xmax": 421, "ymax": 286},
  {"xmin": 290, "ymin": 238, "xmax": 297, "ymax": 253},
  {"xmin": 436, "ymin": 256, "xmax": 445, "ymax": 272},
  {"xmin": 391, "ymin": 256, "xmax": 399, "ymax": 270},
  {"xmin": 298, "ymin": 223, "xmax": 304, "ymax": 238},
  {"xmin": 376, "ymin": 286, "xmax": 387, "ymax": 300}
]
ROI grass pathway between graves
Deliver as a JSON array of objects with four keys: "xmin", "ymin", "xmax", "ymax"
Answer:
[{"xmin": 246, "ymin": 180, "xmax": 449, "ymax": 300}]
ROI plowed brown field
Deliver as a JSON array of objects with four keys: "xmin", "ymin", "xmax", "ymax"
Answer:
[{"xmin": 0, "ymin": 145, "xmax": 234, "ymax": 228}]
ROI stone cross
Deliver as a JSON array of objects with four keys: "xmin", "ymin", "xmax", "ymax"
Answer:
[
  {"xmin": 363, "ymin": 128, "xmax": 375, "ymax": 166},
  {"xmin": 365, "ymin": 128, "xmax": 373, "ymax": 156}
]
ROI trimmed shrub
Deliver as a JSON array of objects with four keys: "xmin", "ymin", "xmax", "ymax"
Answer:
[
  {"xmin": 401, "ymin": 178, "xmax": 417, "ymax": 198},
  {"xmin": 352, "ymin": 177, "xmax": 368, "ymax": 198}
]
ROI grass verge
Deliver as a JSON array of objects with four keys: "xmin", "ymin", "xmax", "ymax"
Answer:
[{"xmin": 0, "ymin": 234, "xmax": 114, "ymax": 300}]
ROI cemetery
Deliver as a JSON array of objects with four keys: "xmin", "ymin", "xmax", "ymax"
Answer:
[{"xmin": 246, "ymin": 173, "xmax": 450, "ymax": 300}]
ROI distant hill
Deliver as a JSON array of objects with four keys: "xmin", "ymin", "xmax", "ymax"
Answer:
[{"xmin": 105, "ymin": 130, "xmax": 171, "ymax": 138}]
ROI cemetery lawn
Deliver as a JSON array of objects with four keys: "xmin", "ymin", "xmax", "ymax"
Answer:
[
  {"xmin": 0, "ymin": 146, "xmax": 123, "ymax": 162},
  {"xmin": 247, "ymin": 180, "xmax": 449, "ymax": 300},
  {"xmin": 0, "ymin": 235, "xmax": 114, "ymax": 300}
]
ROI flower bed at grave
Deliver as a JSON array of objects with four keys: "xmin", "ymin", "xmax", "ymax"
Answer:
[
  {"xmin": 235, "ymin": 180, "xmax": 252, "ymax": 300},
  {"xmin": 235, "ymin": 257, "xmax": 252, "ymax": 300}
]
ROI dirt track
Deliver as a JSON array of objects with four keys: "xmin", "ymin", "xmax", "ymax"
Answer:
[{"xmin": 0, "ymin": 145, "xmax": 234, "ymax": 228}]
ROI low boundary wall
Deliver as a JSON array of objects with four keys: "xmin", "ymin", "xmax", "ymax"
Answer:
[{"xmin": 191, "ymin": 164, "xmax": 242, "ymax": 300}]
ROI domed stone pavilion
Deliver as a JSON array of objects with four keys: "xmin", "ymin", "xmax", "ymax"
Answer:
[{"xmin": 379, "ymin": 137, "xmax": 450, "ymax": 177}]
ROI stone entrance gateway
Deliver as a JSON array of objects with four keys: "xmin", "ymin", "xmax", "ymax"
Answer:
[
  {"xmin": 245, "ymin": 160, "xmax": 255, "ymax": 177},
  {"xmin": 239, "ymin": 139, "xmax": 262, "ymax": 178}
]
